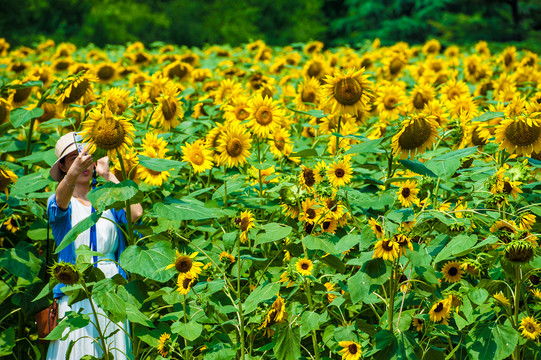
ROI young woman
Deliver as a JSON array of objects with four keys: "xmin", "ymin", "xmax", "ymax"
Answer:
[{"xmin": 46, "ymin": 132, "xmax": 143, "ymax": 360}]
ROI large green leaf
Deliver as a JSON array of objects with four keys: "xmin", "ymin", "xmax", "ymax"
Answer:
[
  {"xmin": 466, "ymin": 320, "xmax": 518, "ymax": 360},
  {"xmin": 0, "ymin": 241, "xmax": 41, "ymax": 281},
  {"xmin": 243, "ymin": 282, "xmax": 280, "ymax": 314},
  {"xmin": 274, "ymin": 324, "xmax": 301, "ymax": 360},
  {"xmin": 153, "ymin": 200, "xmax": 220, "ymax": 221},
  {"xmin": 10, "ymin": 107, "xmax": 44, "ymax": 127},
  {"xmin": 348, "ymin": 258, "xmax": 390, "ymax": 304},
  {"xmin": 138, "ymin": 155, "xmax": 185, "ymax": 171},
  {"xmin": 171, "ymin": 322, "xmax": 202, "ymax": 341},
  {"xmin": 55, "ymin": 211, "xmax": 103, "ymax": 253},
  {"xmin": 434, "ymin": 234, "xmax": 478, "ymax": 262},
  {"xmin": 0, "ymin": 327, "xmax": 15, "ymax": 356},
  {"xmin": 88, "ymin": 180, "xmax": 141, "ymax": 212},
  {"xmin": 10, "ymin": 172, "xmax": 49, "ymax": 196},
  {"xmin": 254, "ymin": 223, "xmax": 292, "ymax": 246},
  {"xmin": 119, "ymin": 241, "xmax": 176, "ymax": 282},
  {"xmin": 45, "ymin": 311, "xmax": 91, "ymax": 341},
  {"xmin": 92, "ymin": 278, "xmax": 128, "ymax": 322},
  {"xmin": 302, "ymin": 235, "xmax": 338, "ymax": 254},
  {"xmin": 300, "ymin": 311, "xmax": 325, "ymax": 338},
  {"xmin": 398, "ymin": 159, "xmax": 437, "ymax": 178}
]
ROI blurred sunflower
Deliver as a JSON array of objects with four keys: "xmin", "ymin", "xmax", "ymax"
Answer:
[
  {"xmin": 268, "ymin": 127, "xmax": 293, "ymax": 159},
  {"xmin": 151, "ymin": 85, "xmax": 184, "ymax": 131},
  {"xmin": 0, "ymin": 166, "xmax": 17, "ymax": 198},
  {"xmin": 327, "ymin": 158, "xmax": 353, "ymax": 188},
  {"xmin": 494, "ymin": 116, "xmax": 541, "ymax": 157},
  {"xmin": 80, "ymin": 106, "xmax": 135, "ymax": 159},
  {"xmin": 157, "ymin": 333, "xmax": 172, "ymax": 357},
  {"xmin": 247, "ymin": 94, "xmax": 282, "ymax": 138},
  {"xmin": 212, "ymin": 78, "xmax": 243, "ymax": 106},
  {"xmin": 519, "ymin": 316, "xmax": 541, "ymax": 340},
  {"xmin": 181, "ymin": 140, "xmax": 213, "ymax": 174},
  {"xmin": 234, "ymin": 210, "xmax": 255, "ymax": 243},
  {"xmin": 373, "ymin": 238, "xmax": 399, "ymax": 261},
  {"xmin": 0, "ymin": 98, "xmax": 11, "ymax": 125},
  {"xmin": 138, "ymin": 132, "xmax": 172, "ymax": 186},
  {"xmin": 296, "ymin": 258, "xmax": 313, "ymax": 276},
  {"xmin": 409, "ymin": 81, "xmax": 437, "ymax": 112},
  {"xmin": 374, "ymin": 82, "xmax": 407, "ymax": 121},
  {"xmin": 294, "ymin": 77, "xmax": 323, "ymax": 111},
  {"xmin": 166, "ymin": 251, "xmax": 203, "ymax": 279},
  {"xmin": 112, "ymin": 149, "xmax": 139, "ymax": 182},
  {"xmin": 300, "ymin": 198, "xmax": 322, "ymax": 225},
  {"xmin": 322, "ymin": 68, "xmax": 373, "ymax": 116},
  {"xmin": 429, "ymin": 298, "xmax": 451, "ymax": 325},
  {"xmin": 392, "ymin": 114, "xmax": 438, "ymax": 159},
  {"xmin": 164, "ymin": 61, "xmax": 192, "ymax": 83},
  {"xmin": 101, "ymin": 87, "xmax": 131, "ymax": 115},
  {"xmin": 439, "ymin": 79, "xmax": 470, "ymax": 103},
  {"xmin": 93, "ymin": 62, "xmax": 118, "ymax": 83},
  {"xmin": 218, "ymin": 122, "xmax": 252, "ymax": 168},
  {"xmin": 396, "ymin": 180, "xmax": 419, "ymax": 207},
  {"xmin": 338, "ymin": 341, "xmax": 362, "ymax": 360}
]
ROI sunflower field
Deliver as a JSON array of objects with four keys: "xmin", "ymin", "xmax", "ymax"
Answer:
[{"xmin": 1, "ymin": 37, "xmax": 541, "ymax": 360}]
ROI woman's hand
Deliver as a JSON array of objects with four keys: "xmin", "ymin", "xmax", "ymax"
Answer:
[
  {"xmin": 68, "ymin": 149, "xmax": 94, "ymax": 177},
  {"xmin": 96, "ymin": 156, "xmax": 111, "ymax": 179}
]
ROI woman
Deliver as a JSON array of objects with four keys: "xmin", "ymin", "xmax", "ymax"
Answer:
[{"xmin": 46, "ymin": 132, "xmax": 143, "ymax": 360}]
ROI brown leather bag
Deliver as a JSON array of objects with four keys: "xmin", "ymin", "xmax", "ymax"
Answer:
[{"xmin": 35, "ymin": 299, "xmax": 58, "ymax": 342}]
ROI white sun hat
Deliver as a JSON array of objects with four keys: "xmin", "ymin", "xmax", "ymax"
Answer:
[{"xmin": 49, "ymin": 132, "xmax": 78, "ymax": 182}]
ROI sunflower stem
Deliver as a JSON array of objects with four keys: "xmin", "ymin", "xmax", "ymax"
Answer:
[
  {"xmin": 388, "ymin": 260, "xmax": 397, "ymax": 333},
  {"xmin": 304, "ymin": 277, "xmax": 321, "ymax": 360},
  {"xmin": 23, "ymin": 118, "xmax": 36, "ymax": 175},
  {"xmin": 237, "ymin": 232, "xmax": 246, "ymax": 360},
  {"xmin": 182, "ymin": 295, "xmax": 190, "ymax": 360},
  {"xmin": 257, "ymin": 138, "xmax": 264, "ymax": 200},
  {"xmin": 118, "ymin": 153, "xmax": 134, "ymax": 246},
  {"xmin": 514, "ymin": 264, "xmax": 521, "ymax": 360},
  {"xmin": 223, "ymin": 165, "xmax": 228, "ymax": 206},
  {"xmin": 385, "ymin": 151, "xmax": 393, "ymax": 191},
  {"xmin": 82, "ymin": 280, "xmax": 110, "ymax": 360},
  {"xmin": 335, "ymin": 116, "xmax": 341, "ymax": 157},
  {"xmin": 187, "ymin": 167, "xmax": 192, "ymax": 195}
]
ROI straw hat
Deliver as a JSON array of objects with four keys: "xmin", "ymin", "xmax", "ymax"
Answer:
[{"xmin": 49, "ymin": 132, "xmax": 78, "ymax": 182}]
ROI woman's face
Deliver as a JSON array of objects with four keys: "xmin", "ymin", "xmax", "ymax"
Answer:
[{"xmin": 60, "ymin": 150, "xmax": 94, "ymax": 182}]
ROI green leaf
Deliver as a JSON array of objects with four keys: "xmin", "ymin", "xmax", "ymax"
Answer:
[
  {"xmin": 429, "ymin": 146, "xmax": 478, "ymax": 161},
  {"xmin": 0, "ymin": 241, "xmax": 41, "ymax": 281},
  {"xmin": 0, "ymin": 328, "xmax": 15, "ymax": 356},
  {"xmin": 10, "ymin": 172, "xmax": 49, "ymax": 196},
  {"xmin": 274, "ymin": 324, "xmax": 301, "ymax": 360},
  {"xmin": 466, "ymin": 320, "xmax": 518, "ymax": 360},
  {"xmin": 300, "ymin": 311, "xmax": 322, "ymax": 337},
  {"xmin": 335, "ymin": 234, "xmax": 361, "ymax": 253},
  {"xmin": 302, "ymin": 235, "xmax": 338, "ymax": 254},
  {"xmin": 171, "ymin": 322, "xmax": 202, "ymax": 341},
  {"xmin": 434, "ymin": 234, "xmax": 478, "ymax": 263},
  {"xmin": 255, "ymin": 223, "xmax": 292, "ymax": 246},
  {"xmin": 138, "ymin": 155, "xmax": 185, "ymax": 171},
  {"xmin": 472, "ymin": 111, "xmax": 504, "ymax": 122},
  {"xmin": 398, "ymin": 159, "xmax": 438, "ymax": 178},
  {"xmin": 45, "ymin": 311, "xmax": 91, "ymax": 341},
  {"xmin": 119, "ymin": 241, "xmax": 176, "ymax": 282},
  {"xmin": 289, "ymin": 148, "xmax": 319, "ymax": 158},
  {"xmin": 468, "ymin": 287, "xmax": 489, "ymax": 305},
  {"xmin": 345, "ymin": 139, "xmax": 385, "ymax": 154},
  {"xmin": 153, "ymin": 200, "xmax": 220, "ymax": 221},
  {"xmin": 348, "ymin": 258, "xmax": 390, "ymax": 304},
  {"xmin": 10, "ymin": 107, "xmax": 44, "ymax": 127},
  {"xmin": 88, "ymin": 180, "xmax": 140, "ymax": 212},
  {"xmin": 92, "ymin": 278, "xmax": 127, "ymax": 322},
  {"xmin": 243, "ymin": 282, "xmax": 280, "ymax": 314},
  {"xmin": 55, "ymin": 211, "xmax": 103, "ymax": 254}
]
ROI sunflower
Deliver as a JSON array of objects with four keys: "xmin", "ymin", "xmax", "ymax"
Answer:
[
  {"xmin": 374, "ymin": 82, "xmax": 407, "ymax": 121},
  {"xmin": 138, "ymin": 133, "xmax": 172, "ymax": 186},
  {"xmin": 324, "ymin": 282, "xmax": 338, "ymax": 303},
  {"xmin": 439, "ymin": 79, "xmax": 470, "ymax": 102},
  {"xmin": 268, "ymin": 127, "xmax": 293, "ymax": 158},
  {"xmin": 79, "ymin": 106, "xmax": 135, "ymax": 159},
  {"xmin": 321, "ymin": 217, "xmax": 338, "ymax": 234},
  {"xmin": 176, "ymin": 274, "xmax": 196, "ymax": 295},
  {"xmin": 157, "ymin": 333, "xmax": 172, "ymax": 357},
  {"xmin": 429, "ymin": 298, "xmax": 451, "ymax": 325},
  {"xmin": 396, "ymin": 180, "xmax": 419, "ymax": 207},
  {"xmin": 518, "ymin": 212, "xmax": 536, "ymax": 230},
  {"xmin": 218, "ymin": 122, "xmax": 252, "ymax": 168},
  {"xmin": 0, "ymin": 98, "xmax": 11, "ymax": 125},
  {"xmin": 166, "ymin": 251, "xmax": 203, "ymax": 279},
  {"xmin": 412, "ymin": 317, "xmax": 424, "ymax": 331},
  {"xmin": 224, "ymin": 95, "xmax": 250, "ymax": 124},
  {"xmin": 234, "ymin": 210, "xmax": 255, "ymax": 243},
  {"xmin": 219, "ymin": 251, "xmax": 235, "ymax": 264},
  {"xmin": 150, "ymin": 85, "xmax": 184, "ymax": 131},
  {"xmin": 494, "ymin": 116, "xmax": 541, "ymax": 157},
  {"xmin": 93, "ymin": 62, "xmax": 118, "ymax": 83},
  {"xmin": 368, "ymin": 218, "xmax": 384, "ymax": 239},
  {"xmin": 212, "ymin": 78, "xmax": 243, "ymax": 106},
  {"xmin": 409, "ymin": 81, "xmax": 436, "ymax": 112},
  {"xmin": 259, "ymin": 295, "xmax": 286, "ymax": 335},
  {"xmin": 181, "ymin": 140, "xmax": 213, "ymax": 174},
  {"xmin": 314, "ymin": 161, "xmax": 328, "ymax": 183},
  {"xmin": 531, "ymin": 288, "xmax": 541, "ymax": 301},
  {"xmin": 101, "ymin": 87, "xmax": 131, "ymax": 115},
  {"xmin": 520, "ymin": 316, "xmax": 541, "ymax": 340},
  {"xmin": 0, "ymin": 166, "xmax": 18, "ymax": 198},
  {"xmin": 327, "ymin": 158, "xmax": 353, "ymax": 188},
  {"xmin": 338, "ymin": 341, "xmax": 362, "ymax": 360},
  {"xmin": 504, "ymin": 240, "xmax": 535, "ymax": 264},
  {"xmin": 322, "ymin": 196, "xmax": 347, "ymax": 220},
  {"xmin": 303, "ymin": 54, "xmax": 328, "ymax": 81},
  {"xmin": 392, "ymin": 114, "xmax": 438, "ymax": 159},
  {"xmin": 8, "ymin": 78, "xmax": 38, "ymax": 108},
  {"xmin": 279, "ymin": 271, "xmax": 296, "ymax": 288},
  {"xmin": 299, "ymin": 166, "xmax": 316, "ymax": 190},
  {"xmin": 296, "ymin": 259, "xmax": 313, "ymax": 276},
  {"xmin": 394, "ymin": 234, "xmax": 413, "ymax": 256},
  {"xmin": 322, "ymin": 68, "xmax": 373, "ymax": 116},
  {"xmin": 300, "ymin": 198, "xmax": 323, "ymax": 225},
  {"xmin": 422, "ymin": 39, "xmax": 441, "ymax": 55},
  {"xmin": 493, "ymin": 291, "xmax": 510, "ymax": 307},
  {"xmin": 441, "ymin": 261, "xmax": 464, "ymax": 283},
  {"xmin": 112, "ymin": 149, "xmax": 140, "ymax": 182},
  {"xmin": 246, "ymin": 94, "xmax": 282, "ymax": 138},
  {"xmin": 294, "ymin": 77, "xmax": 323, "ymax": 112},
  {"xmin": 49, "ymin": 261, "xmax": 81, "ymax": 285},
  {"xmin": 373, "ymin": 239, "xmax": 400, "ymax": 261},
  {"xmin": 3, "ymin": 215, "xmax": 21, "ymax": 233}
]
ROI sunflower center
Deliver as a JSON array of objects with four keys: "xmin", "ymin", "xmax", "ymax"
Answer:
[
  {"xmin": 504, "ymin": 54, "xmax": 513, "ymax": 67},
  {"xmin": 303, "ymin": 168, "xmax": 316, "ymax": 187},
  {"xmin": 503, "ymin": 181, "xmax": 512, "ymax": 194},
  {"xmin": 448, "ymin": 89, "xmax": 460, "ymax": 100},
  {"xmin": 98, "ymin": 65, "xmax": 115, "ymax": 81},
  {"xmin": 301, "ymin": 262, "xmax": 309, "ymax": 270},
  {"xmin": 191, "ymin": 151, "xmax": 205, "ymax": 166},
  {"xmin": 236, "ymin": 108, "xmax": 249, "ymax": 121},
  {"xmin": 226, "ymin": 138, "xmax": 243, "ymax": 157},
  {"xmin": 505, "ymin": 120, "xmax": 541, "ymax": 147},
  {"xmin": 390, "ymin": 58, "xmax": 403, "ymax": 75},
  {"xmin": 323, "ymin": 221, "xmax": 331, "ymax": 230},
  {"xmin": 54, "ymin": 61, "xmax": 70, "ymax": 71},
  {"xmin": 307, "ymin": 209, "xmax": 316, "ymax": 219},
  {"xmin": 274, "ymin": 136, "xmax": 285, "ymax": 151},
  {"xmin": 333, "ymin": 78, "xmax": 363, "ymax": 106},
  {"xmin": 335, "ymin": 168, "xmax": 345, "ymax": 178},
  {"xmin": 64, "ymin": 79, "xmax": 89, "ymax": 104},
  {"xmin": 255, "ymin": 108, "xmax": 273, "ymax": 126},
  {"xmin": 168, "ymin": 64, "xmax": 188, "ymax": 80},
  {"xmin": 434, "ymin": 302, "xmax": 444, "ymax": 313},
  {"xmin": 241, "ymin": 216, "xmax": 250, "ymax": 232},
  {"xmin": 375, "ymin": 224, "xmax": 382, "ymax": 232},
  {"xmin": 175, "ymin": 255, "xmax": 193, "ymax": 273},
  {"xmin": 401, "ymin": 187, "xmax": 411, "ymax": 198},
  {"xmin": 182, "ymin": 277, "xmax": 192, "ymax": 289},
  {"xmin": 0, "ymin": 103, "xmax": 7, "ymax": 124},
  {"xmin": 307, "ymin": 62, "xmax": 322, "ymax": 78},
  {"xmin": 472, "ymin": 128, "xmax": 487, "ymax": 146},
  {"xmin": 413, "ymin": 93, "xmax": 427, "ymax": 110},
  {"xmin": 13, "ymin": 87, "xmax": 32, "ymax": 103},
  {"xmin": 384, "ymin": 96, "xmax": 397, "ymax": 110},
  {"xmin": 467, "ymin": 62, "xmax": 477, "ymax": 74},
  {"xmin": 91, "ymin": 116, "xmax": 126, "ymax": 149},
  {"xmin": 398, "ymin": 117, "xmax": 432, "ymax": 150},
  {"xmin": 382, "ymin": 240, "xmax": 394, "ymax": 252},
  {"xmin": 162, "ymin": 99, "xmax": 177, "ymax": 121},
  {"xmin": 348, "ymin": 344, "xmax": 358, "ymax": 354},
  {"xmin": 302, "ymin": 89, "xmax": 316, "ymax": 103},
  {"xmin": 448, "ymin": 267, "xmax": 458, "ymax": 276}
]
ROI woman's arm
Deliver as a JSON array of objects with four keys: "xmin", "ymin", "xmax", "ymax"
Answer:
[
  {"xmin": 55, "ymin": 150, "xmax": 94, "ymax": 210},
  {"xmin": 96, "ymin": 157, "xmax": 144, "ymax": 223}
]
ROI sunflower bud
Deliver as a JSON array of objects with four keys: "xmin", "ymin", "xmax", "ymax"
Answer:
[
  {"xmin": 279, "ymin": 186, "xmax": 296, "ymax": 206},
  {"xmin": 49, "ymin": 262, "xmax": 81, "ymax": 285},
  {"xmin": 504, "ymin": 240, "xmax": 535, "ymax": 264}
]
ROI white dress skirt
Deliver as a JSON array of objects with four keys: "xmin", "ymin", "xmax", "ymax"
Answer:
[{"xmin": 47, "ymin": 198, "xmax": 133, "ymax": 360}]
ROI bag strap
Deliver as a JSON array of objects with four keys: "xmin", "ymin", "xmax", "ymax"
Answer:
[
  {"xmin": 45, "ymin": 217, "xmax": 50, "ymax": 283},
  {"xmin": 90, "ymin": 168, "xmax": 98, "ymax": 267}
]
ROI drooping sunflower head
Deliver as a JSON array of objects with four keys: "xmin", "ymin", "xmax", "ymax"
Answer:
[
  {"xmin": 392, "ymin": 114, "xmax": 439, "ymax": 159},
  {"xmin": 234, "ymin": 210, "xmax": 255, "ymax": 234},
  {"xmin": 176, "ymin": 274, "xmax": 196, "ymax": 295},
  {"xmin": 299, "ymin": 165, "xmax": 316, "ymax": 189},
  {"xmin": 322, "ymin": 68, "xmax": 373, "ymax": 116},
  {"xmin": 504, "ymin": 239, "xmax": 536, "ymax": 264},
  {"xmin": 79, "ymin": 106, "xmax": 135, "ymax": 158},
  {"xmin": 57, "ymin": 71, "xmax": 97, "ymax": 111},
  {"xmin": 0, "ymin": 166, "xmax": 18, "ymax": 198},
  {"xmin": 157, "ymin": 333, "xmax": 172, "ymax": 357},
  {"xmin": 49, "ymin": 262, "xmax": 80, "ymax": 285},
  {"xmin": 429, "ymin": 298, "xmax": 451, "ymax": 324},
  {"xmin": 368, "ymin": 218, "xmax": 384, "ymax": 238}
]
